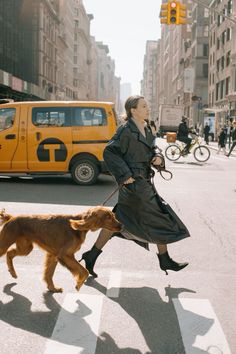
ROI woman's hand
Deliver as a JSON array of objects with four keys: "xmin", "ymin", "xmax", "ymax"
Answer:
[
  {"xmin": 151, "ymin": 156, "xmax": 164, "ymax": 167},
  {"xmin": 123, "ymin": 177, "xmax": 135, "ymax": 184}
]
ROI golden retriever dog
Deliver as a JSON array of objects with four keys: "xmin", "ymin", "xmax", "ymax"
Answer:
[{"xmin": 0, "ymin": 206, "xmax": 121, "ymax": 293}]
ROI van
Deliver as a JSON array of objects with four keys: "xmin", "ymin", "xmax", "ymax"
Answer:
[{"xmin": 0, "ymin": 100, "xmax": 118, "ymax": 185}]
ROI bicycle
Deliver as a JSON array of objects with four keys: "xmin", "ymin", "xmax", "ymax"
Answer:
[{"xmin": 165, "ymin": 134, "xmax": 211, "ymax": 162}]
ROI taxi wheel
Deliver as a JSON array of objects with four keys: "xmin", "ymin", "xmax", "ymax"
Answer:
[{"xmin": 71, "ymin": 158, "xmax": 99, "ymax": 185}]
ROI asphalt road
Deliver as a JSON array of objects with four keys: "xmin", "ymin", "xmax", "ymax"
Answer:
[{"xmin": 0, "ymin": 139, "xmax": 235, "ymax": 354}]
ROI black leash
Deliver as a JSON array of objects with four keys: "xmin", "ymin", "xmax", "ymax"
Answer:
[{"xmin": 102, "ymin": 184, "xmax": 121, "ymax": 206}]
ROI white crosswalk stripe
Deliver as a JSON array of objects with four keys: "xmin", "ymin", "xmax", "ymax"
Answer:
[{"xmin": 43, "ymin": 270, "xmax": 232, "ymax": 354}]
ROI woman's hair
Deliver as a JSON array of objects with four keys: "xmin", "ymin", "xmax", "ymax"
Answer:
[{"xmin": 124, "ymin": 95, "xmax": 144, "ymax": 121}]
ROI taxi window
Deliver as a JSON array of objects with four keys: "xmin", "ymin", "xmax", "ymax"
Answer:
[
  {"xmin": 72, "ymin": 107, "xmax": 107, "ymax": 126},
  {"xmin": 32, "ymin": 107, "xmax": 71, "ymax": 127},
  {"xmin": 0, "ymin": 108, "xmax": 15, "ymax": 131}
]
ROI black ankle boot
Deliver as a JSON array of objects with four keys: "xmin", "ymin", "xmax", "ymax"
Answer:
[
  {"xmin": 79, "ymin": 245, "xmax": 102, "ymax": 278},
  {"xmin": 157, "ymin": 251, "xmax": 188, "ymax": 275}
]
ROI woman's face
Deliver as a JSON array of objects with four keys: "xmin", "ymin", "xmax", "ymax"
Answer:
[{"xmin": 131, "ymin": 98, "xmax": 149, "ymax": 122}]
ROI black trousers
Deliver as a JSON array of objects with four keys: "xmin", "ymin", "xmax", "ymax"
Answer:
[
  {"xmin": 178, "ymin": 137, "xmax": 192, "ymax": 151},
  {"xmin": 228, "ymin": 142, "xmax": 236, "ymax": 156}
]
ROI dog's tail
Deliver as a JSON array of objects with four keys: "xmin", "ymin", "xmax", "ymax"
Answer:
[{"xmin": 0, "ymin": 208, "xmax": 12, "ymax": 226}]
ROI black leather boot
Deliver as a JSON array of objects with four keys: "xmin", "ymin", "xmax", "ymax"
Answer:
[
  {"xmin": 157, "ymin": 251, "xmax": 188, "ymax": 275},
  {"xmin": 79, "ymin": 245, "xmax": 102, "ymax": 278}
]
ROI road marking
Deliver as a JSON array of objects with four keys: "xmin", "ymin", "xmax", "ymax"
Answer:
[
  {"xmin": 106, "ymin": 270, "xmax": 122, "ymax": 298},
  {"xmin": 44, "ymin": 294, "xmax": 103, "ymax": 354},
  {"xmin": 173, "ymin": 298, "xmax": 231, "ymax": 354}
]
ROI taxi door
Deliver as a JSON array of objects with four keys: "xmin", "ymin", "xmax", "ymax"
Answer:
[
  {"xmin": 0, "ymin": 106, "xmax": 20, "ymax": 171},
  {"xmin": 27, "ymin": 106, "xmax": 72, "ymax": 172},
  {"xmin": 71, "ymin": 106, "xmax": 112, "ymax": 161}
]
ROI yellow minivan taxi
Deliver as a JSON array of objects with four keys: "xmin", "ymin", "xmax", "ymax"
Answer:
[{"xmin": 0, "ymin": 100, "xmax": 118, "ymax": 185}]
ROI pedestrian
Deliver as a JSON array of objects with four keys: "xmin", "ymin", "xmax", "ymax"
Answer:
[
  {"xmin": 203, "ymin": 122, "xmax": 210, "ymax": 145},
  {"xmin": 226, "ymin": 120, "xmax": 233, "ymax": 149},
  {"xmin": 226, "ymin": 121, "xmax": 236, "ymax": 157},
  {"xmin": 177, "ymin": 116, "xmax": 192, "ymax": 154},
  {"xmin": 145, "ymin": 119, "xmax": 157, "ymax": 136},
  {"xmin": 217, "ymin": 127, "xmax": 227, "ymax": 155},
  {"xmin": 80, "ymin": 95, "xmax": 190, "ymax": 277}
]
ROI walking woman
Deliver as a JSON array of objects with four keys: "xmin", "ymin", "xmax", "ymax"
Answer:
[{"xmin": 80, "ymin": 95, "xmax": 190, "ymax": 277}]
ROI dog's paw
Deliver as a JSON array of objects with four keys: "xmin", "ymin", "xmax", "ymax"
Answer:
[
  {"xmin": 48, "ymin": 287, "xmax": 63, "ymax": 293},
  {"xmin": 8, "ymin": 269, "xmax": 17, "ymax": 279},
  {"xmin": 75, "ymin": 283, "xmax": 83, "ymax": 292}
]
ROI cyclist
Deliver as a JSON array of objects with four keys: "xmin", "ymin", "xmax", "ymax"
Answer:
[{"xmin": 177, "ymin": 116, "xmax": 192, "ymax": 154}]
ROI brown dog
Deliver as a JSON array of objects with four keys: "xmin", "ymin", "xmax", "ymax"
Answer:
[{"xmin": 0, "ymin": 206, "xmax": 121, "ymax": 293}]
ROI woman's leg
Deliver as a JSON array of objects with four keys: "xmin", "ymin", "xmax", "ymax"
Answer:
[
  {"xmin": 156, "ymin": 243, "xmax": 188, "ymax": 275},
  {"xmin": 94, "ymin": 228, "xmax": 113, "ymax": 249},
  {"xmin": 157, "ymin": 244, "xmax": 167, "ymax": 254},
  {"xmin": 80, "ymin": 228, "xmax": 113, "ymax": 278},
  {"xmin": 227, "ymin": 142, "xmax": 236, "ymax": 156}
]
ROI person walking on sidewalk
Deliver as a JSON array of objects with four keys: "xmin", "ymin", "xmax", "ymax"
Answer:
[
  {"xmin": 217, "ymin": 127, "xmax": 227, "ymax": 155},
  {"xmin": 204, "ymin": 122, "xmax": 210, "ymax": 145},
  {"xmin": 80, "ymin": 95, "xmax": 190, "ymax": 277},
  {"xmin": 226, "ymin": 121, "xmax": 236, "ymax": 157}
]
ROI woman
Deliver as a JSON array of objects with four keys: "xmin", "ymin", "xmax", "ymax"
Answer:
[
  {"xmin": 80, "ymin": 95, "xmax": 190, "ymax": 277},
  {"xmin": 226, "ymin": 121, "xmax": 236, "ymax": 157}
]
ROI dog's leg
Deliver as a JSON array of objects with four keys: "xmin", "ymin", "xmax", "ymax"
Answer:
[
  {"xmin": 43, "ymin": 253, "xmax": 63, "ymax": 293},
  {"xmin": 58, "ymin": 254, "xmax": 89, "ymax": 291},
  {"xmin": 6, "ymin": 238, "xmax": 33, "ymax": 278}
]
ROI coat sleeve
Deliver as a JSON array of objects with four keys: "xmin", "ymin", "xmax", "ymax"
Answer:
[{"xmin": 103, "ymin": 126, "xmax": 132, "ymax": 185}]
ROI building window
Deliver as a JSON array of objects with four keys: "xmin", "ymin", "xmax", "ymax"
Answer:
[
  {"xmin": 222, "ymin": 30, "xmax": 226, "ymax": 45},
  {"xmin": 226, "ymin": 77, "xmax": 230, "ymax": 95},
  {"xmin": 227, "ymin": 27, "xmax": 231, "ymax": 41},
  {"xmin": 221, "ymin": 56, "xmax": 225, "ymax": 70},
  {"xmin": 227, "ymin": 0, "xmax": 232, "ymax": 15},
  {"xmin": 216, "ymin": 82, "xmax": 220, "ymax": 101},
  {"xmin": 220, "ymin": 80, "xmax": 224, "ymax": 99},
  {"xmin": 203, "ymin": 44, "xmax": 208, "ymax": 56},
  {"xmin": 226, "ymin": 51, "xmax": 230, "ymax": 66},
  {"xmin": 203, "ymin": 63, "xmax": 208, "ymax": 78},
  {"xmin": 217, "ymin": 38, "xmax": 220, "ymax": 50}
]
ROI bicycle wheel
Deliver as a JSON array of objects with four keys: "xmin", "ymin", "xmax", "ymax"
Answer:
[
  {"xmin": 165, "ymin": 144, "xmax": 181, "ymax": 161},
  {"xmin": 194, "ymin": 145, "xmax": 210, "ymax": 162}
]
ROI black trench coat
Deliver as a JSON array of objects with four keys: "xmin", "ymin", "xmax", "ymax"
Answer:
[{"xmin": 103, "ymin": 119, "xmax": 190, "ymax": 249}]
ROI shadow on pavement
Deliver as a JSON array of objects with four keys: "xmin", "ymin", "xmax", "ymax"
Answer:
[
  {"xmin": 86, "ymin": 279, "xmax": 214, "ymax": 354},
  {"xmin": 0, "ymin": 282, "xmax": 214, "ymax": 354}
]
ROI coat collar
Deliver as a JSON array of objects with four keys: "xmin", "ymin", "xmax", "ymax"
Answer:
[{"xmin": 127, "ymin": 119, "xmax": 153, "ymax": 148}]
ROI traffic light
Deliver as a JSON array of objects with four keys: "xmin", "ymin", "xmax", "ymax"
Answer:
[
  {"xmin": 159, "ymin": 1, "xmax": 187, "ymax": 25},
  {"xmin": 177, "ymin": 2, "xmax": 187, "ymax": 24},
  {"xmin": 168, "ymin": 1, "xmax": 178, "ymax": 24},
  {"xmin": 160, "ymin": 3, "xmax": 168, "ymax": 24}
]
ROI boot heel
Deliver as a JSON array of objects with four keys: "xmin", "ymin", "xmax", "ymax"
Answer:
[
  {"xmin": 79, "ymin": 246, "xmax": 102, "ymax": 278},
  {"xmin": 157, "ymin": 252, "xmax": 188, "ymax": 274}
]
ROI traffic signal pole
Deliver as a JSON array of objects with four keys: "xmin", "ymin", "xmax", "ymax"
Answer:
[{"xmin": 191, "ymin": 0, "xmax": 236, "ymax": 25}]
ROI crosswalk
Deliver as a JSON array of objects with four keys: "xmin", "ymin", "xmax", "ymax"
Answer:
[
  {"xmin": 0, "ymin": 199, "xmax": 234, "ymax": 354},
  {"xmin": 42, "ymin": 270, "xmax": 232, "ymax": 354}
]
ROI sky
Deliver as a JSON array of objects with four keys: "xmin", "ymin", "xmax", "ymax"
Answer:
[{"xmin": 83, "ymin": 0, "xmax": 161, "ymax": 94}]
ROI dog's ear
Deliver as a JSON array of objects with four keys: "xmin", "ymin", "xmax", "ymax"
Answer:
[
  {"xmin": 69, "ymin": 219, "xmax": 87, "ymax": 230},
  {"xmin": 69, "ymin": 210, "xmax": 97, "ymax": 231}
]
